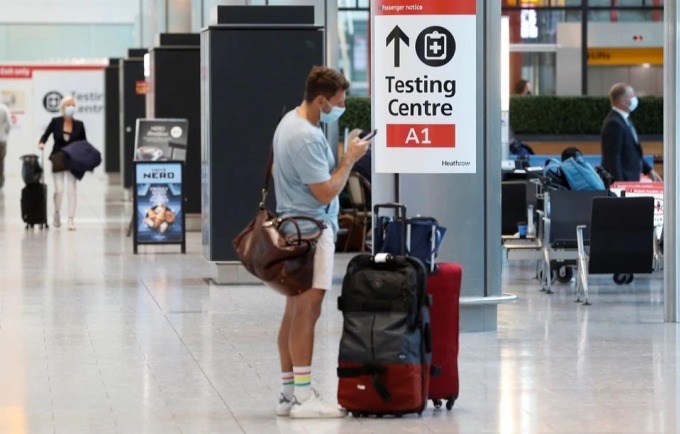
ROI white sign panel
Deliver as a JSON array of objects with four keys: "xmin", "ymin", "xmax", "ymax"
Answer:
[
  {"xmin": 33, "ymin": 67, "xmax": 105, "ymax": 158},
  {"xmin": 0, "ymin": 65, "xmax": 105, "ymax": 175},
  {"xmin": 374, "ymin": 0, "xmax": 477, "ymax": 173}
]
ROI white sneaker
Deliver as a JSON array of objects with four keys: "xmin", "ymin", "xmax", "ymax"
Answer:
[
  {"xmin": 53, "ymin": 212, "xmax": 61, "ymax": 228},
  {"xmin": 289, "ymin": 389, "xmax": 347, "ymax": 419},
  {"xmin": 276, "ymin": 393, "xmax": 293, "ymax": 417},
  {"xmin": 67, "ymin": 218, "xmax": 75, "ymax": 231}
]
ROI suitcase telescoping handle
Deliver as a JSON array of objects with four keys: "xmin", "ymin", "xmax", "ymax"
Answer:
[
  {"xmin": 406, "ymin": 216, "xmax": 441, "ymax": 274},
  {"xmin": 373, "ymin": 202, "xmax": 407, "ymax": 219},
  {"xmin": 373, "ymin": 203, "xmax": 407, "ymax": 255},
  {"xmin": 40, "ymin": 149, "xmax": 45, "ymax": 183},
  {"xmin": 374, "ymin": 252, "xmax": 393, "ymax": 263}
]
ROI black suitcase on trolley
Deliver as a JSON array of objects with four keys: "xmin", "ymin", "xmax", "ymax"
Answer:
[
  {"xmin": 21, "ymin": 183, "xmax": 49, "ymax": 229},
  {"xmin": 374, "ymin": 203, "xmax": 460, "ymax": 410},
  {"xmin": 337, "ymin": 253, "xmax": 433, "ymax": 417}
]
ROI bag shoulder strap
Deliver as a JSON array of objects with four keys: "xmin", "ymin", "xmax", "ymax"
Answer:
[
  {"xmin": 261, "ymin": 107, "xmax": 288, "ymax": 209},
  {"xmin": 259, "ymin": 146, "xmax": 273, "ymax": 209}
]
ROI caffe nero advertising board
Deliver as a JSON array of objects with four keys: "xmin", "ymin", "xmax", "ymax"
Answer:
[
  {"xmin": 134, "ymin": 118, "xmax": 188, "ymax": 162},
  {"xmin": 133, "ymin": 161, "xmax": 186, "ymax": 253}
]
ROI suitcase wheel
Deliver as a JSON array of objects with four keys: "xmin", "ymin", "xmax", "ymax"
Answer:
[
  {"xmin": 556, "ymin": 265, "xmax": 573, "ymax": 283},
  {"xmin": 446, "ymin": 398, "xmax": 455, "ymax": 411},
  {"xmin": 613, "ymin": 273, "xmax": 634, "ymax": 285},
  {"xmin": 433, "ymin": 399, "xmax": 443, "ymax": 409}
]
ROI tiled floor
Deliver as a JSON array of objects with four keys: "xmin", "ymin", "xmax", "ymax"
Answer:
[{"xmin": 0, "ymin": 171, "xmax": 678, "ymax": 434}]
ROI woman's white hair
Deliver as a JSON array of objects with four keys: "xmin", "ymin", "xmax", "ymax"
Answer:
[{"xmin": 60, "ymin": 96, "xmax": 76, "ymax": 114}]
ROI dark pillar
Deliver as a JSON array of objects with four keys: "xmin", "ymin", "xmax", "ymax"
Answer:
[
  {"xmin": 146, "ymin": 33, "xmax": 201, "ymax": 214},
  {"xmin": 104, "ymin": 58, "xmax": 121, "ymax": 173},
  {"xmin": 119, "ymin": 49, "xmax": 147, "ymax": 189},
  {"xmin": 201, "ymin": 6, "xmax": 322, "ymax": 280}
]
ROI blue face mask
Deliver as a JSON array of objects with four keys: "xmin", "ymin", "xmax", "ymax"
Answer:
[
  {"xmin": 320, "ymin": 99, "xmax": 345, "ymax": 124},
  {"xmin": 629, "ymin": 96, "xmax": 639, "ymax": 112},
  {"xmin": 64, "ymin": 106, "xmax": 75, "ymax": 117}
]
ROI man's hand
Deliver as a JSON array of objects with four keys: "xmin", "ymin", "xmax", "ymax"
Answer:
[
  {"xmin": 308, "ymin": 137, "xmax": 370, "ymax": 205},
  {"xmin": 344, "ymin": 137, "xmax": 370, "ymax": 165},
  {"xmin": 38, "ymin": 142, "xmax": 45, "ymax": 150},
  {"xmin": 649, "ymin": 170, "xmax": 662, "ymax": 182}
]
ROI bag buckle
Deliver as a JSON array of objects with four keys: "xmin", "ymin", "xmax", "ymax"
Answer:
[{"xmin": 258, "ymin": 188, "xmax": 268, "ymax": 209}]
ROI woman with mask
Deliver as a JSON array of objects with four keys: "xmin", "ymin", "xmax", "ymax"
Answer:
[{"xmin": 38, "ymin": 96, "xmax": 87, "ymax": 230}]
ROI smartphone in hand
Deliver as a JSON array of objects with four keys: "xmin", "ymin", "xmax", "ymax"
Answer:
[{"xmin": 359, "ymin": 129, "xmax": 378, "ymax": 141}]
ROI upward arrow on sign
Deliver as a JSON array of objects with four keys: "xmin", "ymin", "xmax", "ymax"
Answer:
[{"xmin": 386, "ymin": 25, "xmax": 409, "ymax": 67}]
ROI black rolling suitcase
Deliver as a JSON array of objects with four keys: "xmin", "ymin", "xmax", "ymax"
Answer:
[
  {"xmin": 20, "ymin": 153, "xmax": 49, "ymax": 229},
  {"xmin": 337, "ymin": 253, "xmax": 432, "ymax": 417}
]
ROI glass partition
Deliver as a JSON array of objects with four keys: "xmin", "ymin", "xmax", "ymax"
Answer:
[{"xmin": 503, "ymin": 0, "xmax": 663, "ymax": 96}]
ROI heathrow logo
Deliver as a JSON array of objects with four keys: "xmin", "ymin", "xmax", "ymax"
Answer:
[{"xmin": 43, "ymin": 91, "xmax": 63, "ymax": 113}]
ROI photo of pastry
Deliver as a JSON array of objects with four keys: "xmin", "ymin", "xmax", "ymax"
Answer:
[{"xmin": 143, "ymin": 204, "xmax": 177, "ymax": 233}]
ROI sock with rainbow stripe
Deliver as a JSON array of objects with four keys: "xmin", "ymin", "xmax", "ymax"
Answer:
[
  {"xmin": 281, "ymin": 371, "xmax": 294, "ymax": 399},
  {"xmin": 293, "ymin": 366, "xmax": 312, "ymax": 402}
]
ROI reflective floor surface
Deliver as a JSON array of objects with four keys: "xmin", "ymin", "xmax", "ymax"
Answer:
[{"xmin": 0, "ymin": 172, "xmax": 677, "ymax": 434}]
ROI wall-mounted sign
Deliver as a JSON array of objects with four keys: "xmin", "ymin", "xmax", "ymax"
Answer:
[
  {"xmin": 135, "ymin": 80, "xmax": 149, "ymax": 95},
  {"xmin": 0, "ymin": 64, "xmax": 105, "ymax": 171},
  {"xmin": 587, "ymin": 48, "xmax": 663, "ymax": 66},
  {"xmin": 520, "ymin": 9, "xmax": 538, "ymax": 39},
  {"xmin": 133, "ymin": 161, "xmax": 186, "ymax": 253},
  {"xmin": 374, "ymin": 0, "xmax": 477, "ymax": 173}
]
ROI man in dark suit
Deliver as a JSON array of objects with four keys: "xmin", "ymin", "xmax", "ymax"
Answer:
[{"xmin": 601, "ymin": 83, "xmax": 661, "ymax": 182}]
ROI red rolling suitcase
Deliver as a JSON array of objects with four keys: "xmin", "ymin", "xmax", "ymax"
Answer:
[{"xmin": 427, "ymin": 262, "xmax": 461, "ymax": 410}]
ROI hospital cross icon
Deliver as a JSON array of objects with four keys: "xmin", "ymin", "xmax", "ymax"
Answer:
[
  {"xmin": 416, "ymin": 26, "xmax": 456, "ymax": 67},
  {"xmin": 425, "ymin": 31, "xmax": 446, "ymax": 60}
]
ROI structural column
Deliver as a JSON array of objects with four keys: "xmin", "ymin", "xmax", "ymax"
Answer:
[
  {"xmin": 663, "ymin": 2, "xmax": 679, "ymax": 323},
  {"xmin": 371, "ymin": 0, "xmax": 503, "ymax": 332},
  {"xmin": 167, "ymin": 0, "xmax": 192, "ymax": 32},
  {"xmin": 140, "ymin": 0, "xmax": 192, "ymax": 46}
]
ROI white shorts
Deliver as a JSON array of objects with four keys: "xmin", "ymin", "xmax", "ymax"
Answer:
[{"xmin": 312, "ymin": 227, "xmax": 335, "ymax": 291}]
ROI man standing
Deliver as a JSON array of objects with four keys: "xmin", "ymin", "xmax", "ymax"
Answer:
[
  {"xmin": 601, "ymin": 83, "xmax": 661, "ymax": 182},
  {"xmin": 272, "ymin": 66, "xmax": 369, "ymax": 418},
  {"xmin": 0, "ymin": 101, "xmax": 11, "ymax": 189}
]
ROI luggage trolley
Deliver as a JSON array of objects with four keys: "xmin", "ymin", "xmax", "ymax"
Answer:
[{"xmin": 537, "ymin": 189, "xmax": 608, "ymax": 293}]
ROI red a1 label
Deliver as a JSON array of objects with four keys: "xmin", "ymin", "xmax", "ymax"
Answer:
[{"xmin": 386, "ymin": 124, "xmax": 456, "ymax": 148}]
